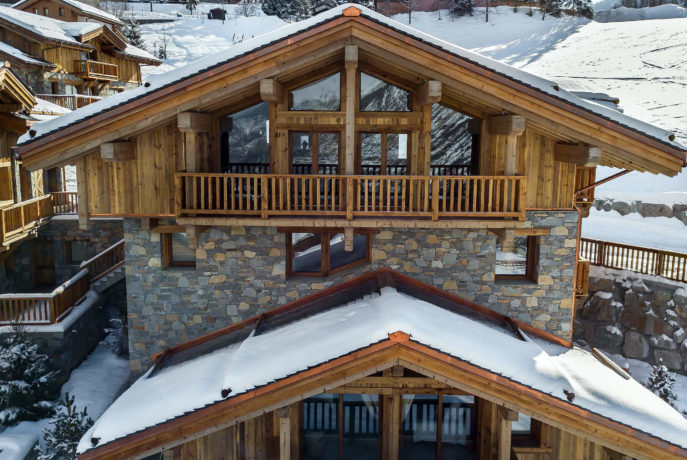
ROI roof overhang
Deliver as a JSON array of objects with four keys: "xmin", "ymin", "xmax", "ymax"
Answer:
[
  {"xmin": 0, "ymin": 65, "xmax": 35, "ymax": 111},
  {"xmin": 0, "ymin": 15, "xmax": 92, "ymax": 51},
  {"xmin": 16, "ymin": 5, "xmax": 687, "ymax": 175}
]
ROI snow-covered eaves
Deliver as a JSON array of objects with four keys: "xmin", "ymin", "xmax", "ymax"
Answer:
[
  {"xmin": 0, "ymin": 5, "xmax": 93, "ymax": 48},
  {"xmin": 113, "ymin": 44, "xmax": 161, "ymax": 66},
  {"xmin": 0, "ymin": 41, "xmax": 54, "ymax": 69},
  {"xmin": 16, "ymin": 3, "xmax": 687, "ymax": 165},
  {"xmin": 77, "ymin": 269, "xmax": 687, "ymax": 459},
  {"xmin": 12, "ymin": 0, "xmax": 124, "ymax": 26}
]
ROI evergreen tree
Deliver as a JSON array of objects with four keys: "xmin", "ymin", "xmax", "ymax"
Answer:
[
  {"xmin": 262, "ymin": 0, "xmax": 290, "ymax": 19},
  {"xmin": 539, "ymin": 0, "xmax": 562, "ymax": 19},
  {"xmin": 646, "ymin": 362, "xmax": 678, "ymax": 407},
  {"xmin": 262, "ymin": 0, "xmax": 313, "ymax": 20},
  {"xmin": 288, "ymin": 0, "xmax": 314, "ymax": 20},
  {"xmin": 186, "ymin": 0, "xmax": 199, "ymax": 14},
  {"xmin": 563, "ymin": 0, "xmax": 593, "ymax": 18},
  {"xmin": 449, "ymin": 0, "xmax": 474, "ymax": 16},
  {"xmin": 38, "ymin": 393, "xmax": 94, "ymax": 460},
  {"xmin": 0, "ymin": 324, "xmax": 56, "ymax": 426},
  {"xmin": 313, "ymin": 0, "xmax": 338, "ymax": 14},
  {"xmin": 123, "ymin": 18, "xmax": 146, "ymax": 50}
]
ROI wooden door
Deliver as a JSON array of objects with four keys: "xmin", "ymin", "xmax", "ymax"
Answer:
[{"xmin": 31, "ymin": 240, "xmax": 55, "ymax": 287}]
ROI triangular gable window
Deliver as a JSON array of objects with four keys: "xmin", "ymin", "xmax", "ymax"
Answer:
[
  {"xmin": 360, "ymin": 73, "xmax": 410, "ymax": 112},
  {"xmin": 290, "ymin": 73, "xmax": 341, "ymax": 111}
]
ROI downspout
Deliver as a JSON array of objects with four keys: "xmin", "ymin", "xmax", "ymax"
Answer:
[{"xmin": 569, "ymin": 169, "xmax": 631, "ymax": 343}]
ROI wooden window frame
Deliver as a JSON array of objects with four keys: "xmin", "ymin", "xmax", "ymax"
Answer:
[
  {"xmin": 494, "ymin": 236, "xmax": 539, "ymax": 283},
  {"xmin": 283, "ymin": 229, "xmax": 373, "ymax": 278},
  {"xmin": 58, "ymin": 7, "xmax": 65, "ymax": 16},
  {"xmin": 43, "ymin": 7, "xmax": 49, "ymax": 15},
  {"xmin": 64, "ymin": 239, "xmax": 89, "ymax": 265},
  {"xmin": 288, "ymin": 70, "xmax": 342, "ymax": 112},
  {"xmin": 161, "ymin": 233, "xmax": 196, "ymax": 269},
  {"xmin": 289, "ymin": 131, "xmax": 341, "ymax": 175}
]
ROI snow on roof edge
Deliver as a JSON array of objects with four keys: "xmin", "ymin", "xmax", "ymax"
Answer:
[{"xmin": 17, "ymin": 4, "xmax": 686, "ymax": 155}]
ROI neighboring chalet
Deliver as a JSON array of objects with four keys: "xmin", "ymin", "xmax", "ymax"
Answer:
[
  {"xmin": 16, "ymin": 5, "xmax": 687, "ymax": 460},
  {"xmin": 12, "ymin": 0, "xmax": 125, "ymax": 30},
  {"xmin": 0, "ymin": 6, "xmax": 160, "ymax": 109}
]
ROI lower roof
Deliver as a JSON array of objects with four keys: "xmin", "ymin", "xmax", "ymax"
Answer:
[{"xmin": 77, "ymin": 270, "xmax": 687, "ymax": 458}]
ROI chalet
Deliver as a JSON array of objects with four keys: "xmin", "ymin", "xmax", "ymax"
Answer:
[
  {"xmin": 14, "ymin": 4, "xmax": 687, "ymax": 459},
  {"xmin": 12, "ymin": 0, "xmax": 125, "ymax": 31},
  {"xmin": 0, "ymin": 5, "xmax": 160, "ymax": 109}
]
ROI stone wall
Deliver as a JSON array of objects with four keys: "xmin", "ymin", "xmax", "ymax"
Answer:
[
  {"xmin": 0, "ymin": 239, "xmax": 33, "ymax": 293},
  {"xmin": 41, "ymin": 216, "xmax": 123, "ymax": 284},
  {"xmin": 575, "ymin": 267, "xmax": 687, "ymax": 374},
  {"xmin": 125, "ymin": 210, "xmax": 577, "ymax": 375}
]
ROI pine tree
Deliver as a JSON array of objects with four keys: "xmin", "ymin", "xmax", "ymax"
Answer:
[
  {"xmin": 0, "ymin": 324, "xmax": 57, "ymax": 426},
  {"xmin": 38, "ymin": 393, "xmax": 94, "ymax": 460},
  {"xmin": 262, "ymin": 0, "xmax": 313, "ymax": 20},
  {"xmin": 288, "ymin": 0, "xmax": 314, "ymax": 20},
  {"xmin": 262, "ymin": 0, "xmax": 290, "ymax": 19},
  {"xmin": 449, "ymin": 0, "xmax": 474, "ymax": 16},
  {"xmin": 123, "ymin": 18, "xmax": 146, "ymax": 50},
  {"xmin": 646, "ymin": 362, "xmax": 678, "ymax": 407},
  {"xmin": 563, "ymin": 0, "xmax": 593, "ymax": 18}
]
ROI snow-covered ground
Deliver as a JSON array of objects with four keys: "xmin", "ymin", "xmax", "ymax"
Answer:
[{"xmin": 0, "ymin": 335, "xmax": 130, "ymax": 449}]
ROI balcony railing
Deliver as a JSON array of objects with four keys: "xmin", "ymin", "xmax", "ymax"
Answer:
[
  {"xmin": 80, "ymin": 240, "xmax": 125, "ymax": 283},
  {"xmin": 226, "ymin": 163, "xmax": 471, "ymax": 176},
  {"xmin": 176, "ymin": 173, "xmax": 526, "ymax": 221},
  {"xmin": 52, "ymin": 191, "xmax": 79, "ymax": 215},
  {"xmin": 0, "ymin": 195, "xmax": 53, "ymax": 243},
  {"xmin": 74, "ymin": 60, "xmax": 118, "ymax": 80},
  {"xmin": 0, "ymin": 269, "xmax": 89, "ymax": 325},
  {"xmin": 36, "ymin": 94, "xmax": 102, "ymax": 110}
]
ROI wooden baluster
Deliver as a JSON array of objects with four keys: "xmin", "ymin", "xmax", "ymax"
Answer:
[
  {"xmin": 346, "ymin": 178, "xmax": 353, "ymax": 220},
  {"xmin": 432, "ymin": 178, "xmax": 439, "ymax": 221}
]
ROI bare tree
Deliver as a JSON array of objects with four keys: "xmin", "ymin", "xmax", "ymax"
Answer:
[{"xmin": 398, "ymin": 0, "xmax": 420, "ymax": 23}]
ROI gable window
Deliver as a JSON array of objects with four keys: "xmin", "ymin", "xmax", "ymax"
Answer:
[
  {"xmin": 161, "ymin": 233, "xmax": 195, "ymax": 268},
  {"xmin": 359, "ymin": 73, "xmax": 410, "ymax": 112},
  {"xmin": 290, "ymin": 73, "xmax": 340, "ymax": 111},
  {"xmin": 430, "ymin": 104, "xmax": 476, "ymax": 176},
  {"xmin": 65, "ymin": 240, "xmax": 90, "ymax": 264},
  {"xmin": 495, "ymin": 236, "xmax": 538, "ymax": 282},
  {"xmin": 285, "ymin": 230, "xmax": 371, "ymax": 277},
  {"xmin": 59, "ymin": 7, "xmax": 65, "ymax": 16}
]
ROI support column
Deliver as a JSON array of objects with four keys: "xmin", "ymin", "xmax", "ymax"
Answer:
[
  {"xmin": 344, "ymin": 45, "xmax": 357, "ymax": 175},
  {"xmin": 177, "ymin": 112, "xmax": 212, "ymax": 173},
  {"xmin": 497, "ymin": 406, "xmax": 518, "ymax": 460},
  {"xmin": 277, "ymin": 407, "xmax": 291, "ymax": 460},
  {"xmin": 75, "ymin": 157, "xmax": 89, "ymax": 230},
  {"xmin": 417, "ymin": 80, "xmax": 441, "ymax": 176}
]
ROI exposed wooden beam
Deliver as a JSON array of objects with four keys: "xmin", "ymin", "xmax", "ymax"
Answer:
[
  {"xmin": 344, "ymin": 227, "xmax": 354, "ymax": 252},
  {"xmin": 489, "ymin": 115, "xmax": 526, "ymax": 136},
  {"xmin": 498, "ymin": 410, "xmax": 513, "ymax": 460},
  {"xmin": 0, "ymin": 103, "xmax": 22, "ymax": 113},
  {"xmin": 490, "ymin": 228, "xmax": 515, "ymax": 253},
  {"xmin": 260, "ymin": 79, "xmax": 283, "ymax": 103},
  {"xmin": 100, "ymin": 142, "xmax": 135, "ymax": 162},
  {"xmin": 498, "ymin": 405, "xmax": 519, "ymax": 421},
  {"xmin": 75, "ymin": 158, "xmax": 89, "ymax": 230},
  {"xmin": 418, "ymin": 80, "xmax": 442, "ymax": 106},
  {"xmin": 555, "ymin": 143, "xmax": 602, "ymax": 166},
  {"xmin": 140, "ymin": 218, "xmax": 158, "ymax": 231},
  {"xmin": 177, "ymin": 112, "xmax": 212, "ymax": 133},
  {"xmin": 344, "ymin": 44, "xmax": 357, "ymax": 175},
  {"xmin": 277, "ymin": 407, "xmax": 290, "ymax": 460}
]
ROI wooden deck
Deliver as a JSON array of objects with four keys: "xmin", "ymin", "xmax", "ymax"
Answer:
[{"xmin": 176, "ymin": 173, "xmax": 526, "ymax": 222}]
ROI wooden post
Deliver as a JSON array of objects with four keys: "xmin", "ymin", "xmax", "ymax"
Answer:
[
  {"xmin": 346, "ymin": 177, "xmax": 353, "ymax": 220},
  {"xmin": 497, "ymin": 406, "xmax": 517, "ymax": 460},
  {"xmin": 261, "ymin": 177, "xmax": 269, "ymax": 219},
  {"xmin": 0, "ymin": 210, "xmax": 5, "ymax": 242},
  {"xmin": 344, "ymin": 227, "xmax": 354, "ymax": 252},
  {"xmin": 76, "ymin": 158, "xmax": 89, "ymax": 230},
  {"xmin": 178, "ymin": 112, "xmax": 212, "ymax": 173},
  {"xmin": 277, "ymin": 407, "xmax": 291, "ymax": 460},
  {"xmin": 344, "ymin": 45, "xmax": 357, "ymax": 175}
]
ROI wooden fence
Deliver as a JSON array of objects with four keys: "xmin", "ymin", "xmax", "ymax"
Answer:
[
  {"xmin": 0, "ymin": 195, "xmax": 53, "ymax": 242},
  {"xmin": 176, "ymin": 173, "xmax": 526, "ymax": 221},
  {"xmin": 80, "ymin": 240, "xmax": 125, "ymax": 283},
  {"xmin": 0, "ymin": 269, "xmax": 90, "ymax": 325},
  {"xmin": 580, "ymin": 238, "xmax": 687, "ymax": 283},
  {"xmin": 52, "ymin": 191, "xmax": 79, "ymax": 214}
]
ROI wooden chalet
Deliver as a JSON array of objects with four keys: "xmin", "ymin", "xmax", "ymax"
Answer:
[
  {"xmin": 0, "ymin": 5, "xmax": 160, "ymax": 108},
  {"xmin": 78, "ymin": 269, "xmax": 687, "ymax": 460},
  {"xmin": 12, "ymin": 0, "xmax": 125, "ymax": 30}
]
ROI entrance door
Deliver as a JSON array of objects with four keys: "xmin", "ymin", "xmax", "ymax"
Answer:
[{"xmin": 30, "ymin": 240, "xmax": 55, "ymax": 287}]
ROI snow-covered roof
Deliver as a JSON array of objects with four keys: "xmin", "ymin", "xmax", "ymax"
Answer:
[
  {"xmin": 116, "ymin": 43, "xmax": 160, "ymax": 64},
  {"xmin": 17, "ymin": 4, "xmax": 686, "ymax": 155},
  {"xmin": 0, "ymin": 40, "xmax": 53, "ymax": 67},
  {"xmin": 12, "ymin": 0, "xmax": 124, "ymax": 26},
  {"xmin": 79, "ymin": 283, "xmax": 687, "ymax": 455},
  {"xmin": 31, "ymin": 97, "xmax": 71, "ymax": 119},
  {"xmin": 0, "ymin": 5, "xmax": 94, "ymax": 46}
]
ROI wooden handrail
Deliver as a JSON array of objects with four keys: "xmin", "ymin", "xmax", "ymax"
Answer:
[
  {"xmin": 0, "ymin": 195, "xmax": 53, "ymax": 243},
  {"xmin": 74, "ymin": 60, "xmax": 118, "ymax": 80},
  {"xmin": 580, "ymin": 238, "xmax": 687, "ymax": 283},
  {"xmin": 52, "ymin": 191, "xmax": 79, "ymax": 215},
  {"xmin": 80, "ymin": 240, "xmax": 125, "ymax": 283},
  {"xmin": 0, "ymin": 269, "xmax": 90, "ymax": 325},
  {"xmin": 176, "ymin": 173, "xmax": 526, "ymax": 221}
]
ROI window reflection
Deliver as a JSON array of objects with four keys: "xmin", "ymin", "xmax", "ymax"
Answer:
[
  {"xmin": 291, "ymin": 73, "xmax": 341, "ymax": 111},
  {"xmin": 303, "ymin": 394, "xmax": 339, "ymax": 460},
  {"xmin": 360, "ymin": 73, "xmax": 410, "ymax": 112},
  {"xmin": 220, "ymin": 102, "xmax": 269, "ymax": 173},
  {"xmin": 291, "ymin": 233, "xmax": 322, "ymax": 274},
  {"xmin": 342, "ymin": 394, "xmax": 379, "ymax": 459}
]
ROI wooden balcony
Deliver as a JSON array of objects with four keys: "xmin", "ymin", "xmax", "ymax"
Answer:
[
  {"xmin": 0, "ymin": 195, "xmax": 53, "ymax": 245},
  {"xmin": 74, "ymin": 60, "xmax": 118, "ymax": 81},
  {"xmin": 175, "ymin": 173, "xmax": 526, "ymax": 224},
  {"xmin": 36, "ymin": 94, "xmax": 102, "ymax": 110}
]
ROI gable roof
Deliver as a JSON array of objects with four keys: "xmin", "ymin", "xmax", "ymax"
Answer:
[
  {"xmin": 0, "ymin": 5, "xmax": 96, "ymax": 48},
  {"xmin": 0, "ymin": 64, "xmax": 35, "ymax": 111},
  {"xmin": 0, "ymin": 41, "xmax": 54, "ymax": 69},
  {"xmin": 15, "ymin": 4, "xmax": 686, "ymax": 175},
  {"xmin": 77, "ymin": 269, "xmax": 687, "ymax": 460},
  {"xmin": 12, "ymin": 0, "xmax": 124, "ymax": 26}
]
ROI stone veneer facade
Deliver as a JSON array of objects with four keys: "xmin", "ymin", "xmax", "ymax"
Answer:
[{"xmin": 125, "ymin": 210, "xmax": 578, "ymax": 374}]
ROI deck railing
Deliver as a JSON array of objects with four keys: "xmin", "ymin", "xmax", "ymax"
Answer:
[
  {"xmin": 35, "ymin": 94, "xmax": 102, "ymax": 110},
  {"xmin": 176, "ymin": 173, "xmax": 526, "ymax": 221},
  {"xmin": 580, "ymin": 238, "xmax": 687, "ymax": 283},
  {"xmin": 0, "ymin": 269, "xmax": 89, "ymax": 325},
  {"xmin": 52, "ymin": 191, "xmax": 79, "ymax": 214},
  {"xmin": 74, "ymin": 60, "xmax": 118, "ymax": 80},
  {"xmin": 80, "ymin": 240, "xmax": 125, "ymax": 283},
  {"xmin": 226, "ymin": 163, "xmax": 471, "ymax": 176},
  {"xmin": 0, "ymin": 195, "xmax": 53, "ymax": 242}
]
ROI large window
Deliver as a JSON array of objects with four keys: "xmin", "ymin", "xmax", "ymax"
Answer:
[
  {"xmin": 360, "ymin": 133, "xmax": 408, "ymax": 175},
  {"xmin": 64, "ymin": 240, "xmax": 90, "ymax": 264},
  {"xmin": 360, "ymin": 73, "xmax": 410, "ymax": 112},
  {"xmin": 495, "ymin": 236, "xmax": 538, "ymax": 282},
  {"xmin": 285, "ymin": 231, "xmax": 371, "ymax": 277},
  {"xmin": 430, "ymin": 104, "xmax": 475, "ymax": 176},
  {"xmin": 290, "ymin": 73, "xmax": 341, "ymax": 111},
  {"xmin": 220, "ymin": 102, "xmax": 270, "ymax": 173},
  {"xmin": 291, "ymin": 132, "xmax": 340, "ymax": 174}
]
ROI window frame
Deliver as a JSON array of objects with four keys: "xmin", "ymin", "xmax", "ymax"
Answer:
[
  {"xmin": 494, "ymin": 235, "xmax": 539, "ymax": 283},
  {"xmin": 161, "ymin": 233, "xmax": 196, "ymax": 269},
  {"xmin": 58, "ymin": 7, "xmax": 65, "ymax": 16},
  {"xmin": 64, "ymin": 239, "xmax": 90, "ymax": 265},
  {"xmin": 283, "ymin": 229, "xmax": 373, "ymax": 278}
]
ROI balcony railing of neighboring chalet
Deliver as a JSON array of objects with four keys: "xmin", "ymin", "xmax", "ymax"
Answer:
[
  {"xmin": 0, "ymin": 269, "xmax": 89, "ymax": 325},
  {"xmin": 0, "ymin": 193, "xmax": 78, "ymax": 246},
  {"xmin": 175, "ymin": 172, "xmax": 526, "ymax": 221},
  {"xmin": 74, "ymin": 60, "xmax": 118, "ymax": 80},
  {"xmin": 36, "ymin": 94, "xmax": 103, "ymax": 110},
  {"xmin": 0, "ymin": 239, "xmax": 125, "ymax": 325}
]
